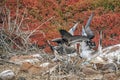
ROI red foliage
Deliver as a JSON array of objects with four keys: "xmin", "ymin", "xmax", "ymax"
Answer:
[
  {"xmin": 92, "ymin": 13, "xmax": 120, "ymax": 47},
  {"xmin": 2, "ymin": 0, "xmax": 120, "ymax": 52}
]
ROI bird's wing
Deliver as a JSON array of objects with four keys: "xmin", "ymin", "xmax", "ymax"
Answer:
[
  {"xmin": 82, "ymin": 25, "xmax": 87, "ymax": 36},
  {"xmin": 84, "ymin": 13, "xmax": 95, "ymax": 39},
  {"xmin": 59, "ymin": 29, "xmax": 73, "ymax": 40},
  {"xmin": 68, "ymin": 22, "xmax": 79, "ymax": 35}
]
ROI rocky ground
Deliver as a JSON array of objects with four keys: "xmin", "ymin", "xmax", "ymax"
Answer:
[{"xmin": 0, "ymin": 50, "xmax": 120, "ymax": 80}]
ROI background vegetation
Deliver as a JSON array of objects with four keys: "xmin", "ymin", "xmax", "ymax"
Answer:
[{"xmin": 0, "ymin": 0, "xmax": 120, "ymax": 52}]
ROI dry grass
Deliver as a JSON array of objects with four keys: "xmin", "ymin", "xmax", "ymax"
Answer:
[{"xmin": 0, "ymin": 51, "xmax": 120, "ymax": 80}]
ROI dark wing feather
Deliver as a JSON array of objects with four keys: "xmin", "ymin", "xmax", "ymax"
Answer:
[
  {"xmin": 59, "ymin": 29, "xmax": 73, "ymax": 40},
  {"xmin": 51, "ymin": 38, "xmax": 64, "ymax": 45}
]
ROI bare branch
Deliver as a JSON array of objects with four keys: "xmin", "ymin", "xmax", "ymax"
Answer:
[{"xmin": 26, "ymin": 16, "xmax": 55, "ymax": 40}]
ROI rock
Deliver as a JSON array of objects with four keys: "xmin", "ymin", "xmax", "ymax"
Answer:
[
  {"xmin": 66, "ymin": 74, "xmax": 79, "ymax": 80},
  {"xmin": 10, "ymin": 54, "xmax": 41, "ymax": 65},
  {"xmin": 17, "ymin": 77, "xmax": 26, "ymax": 80},
  {"xmin": 28, "ymin": 65, "xmax": 41, "ymax": 74},
  {"xmin": 20, "ymin": 62, "xmax": 41, "ymax": 74},
  {"xmin": 0, "ymin": 62, "xmax": 3, "ymax": 65},
  {"xmin": 40, "ymin": 62, "xmax": 50, "ymax": 67},
  {"xmin": 82, "ymin": 67, "xmax": 99, "ymax": 75},
  {"xmin": 93, "ymin": 63, "xmax": 104, "ymax": 69},
  {"xmin": 90, "ymin": 56, "xmax": 106, "ymax": 64},
  {"xmin": 20, "ymin": 62, "xmax": 32, "ymax": 72},
  {"xmin": 102, "ymin": 63, "xmax": 117, "ymax": 73},
  {"xmin": 0, "ymin": 70, "xmax": 15, "ymax": 80},
  {"xmin": 85, "ymin": 74, "xmax": 103, "ymax": 80},
  {"xmin": 103, "ymin": 73, "xmax": 117, "ymax": 80},
  {"xmin": 20, "ymin": 61, "xmax": 57, "ymax": 75}
]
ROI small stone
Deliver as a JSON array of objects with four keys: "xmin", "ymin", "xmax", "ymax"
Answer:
[
  {"xmin": 20, "ymin": 62, "xmax": 32, "ymax": 72},
  {"xmin": 28, "ymin": 65, "xmax": 41, "ymax": 74},
  {"xmin": 17, "ymin": 76, "xmax": 26, "ymax": 80},
  {"xmin": 20, "ymin": 62, "xmax": 41, "ymax": 74},
  {"xmin": 10, "ymin": 54, "xmax": 40, "ymax": 65},
  {"xmin": 102, "ymin": 63, "xmax": 117, "ymax": 72},
  {"xmin": 103, "ymin": 73, "xmax": 117, "ymax": 80},
  {"xmin": 85, "ymin": 74, "xmax": 103, "ymax": 80},
  {"xmin": 82, "ymin": 67, "xmax": 99, "ymax": 75},
  {"xmin": 40, "ymin": 62, "xmax": 50, "ymax": 67},
  {"xmin": 94, "ymin": 63, "xmax": 104, "ymax": 70},
  {"xmin": 0, "ymin": 70, "xmax": 15, "ymax": 80},
  {"xmin": 0, "ymin": 62, "xmax": 3, "ymax": 65}
]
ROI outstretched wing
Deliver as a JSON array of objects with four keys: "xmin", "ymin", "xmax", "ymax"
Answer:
[
  {"xmin": 51, "ymin": 38, "xmax": 66, "ymax": 45},
  {"xmin": 82, "ymin": 25, "xmax": 87, "ymax": 36},
  {"xmin": 68, "ymin": 22, "xmax": 79, "ymax": 35},
  {"xmin": 84, "ymin": 13, "xmax": 94, "ymax": 39}
]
